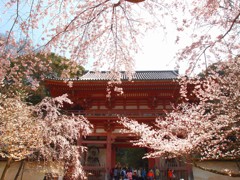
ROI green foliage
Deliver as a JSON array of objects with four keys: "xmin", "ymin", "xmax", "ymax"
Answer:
[
  {"xmin": 198, "ymin": 61, "xmax": 226, "ymax": 78},
  {"xmin": 26, "ymin": 53, "xmax": 85, "ymax": 104},
  {"xmin": 3, "ymin": 52, "xmax": 85, "ymax": 104},
  {"xmin": 116, "ymin": 148, "xmax": 148, "ymax": 169},
  {"xmin": 39, "ymin": 53, "xmax": 85, "ymax": 78}
]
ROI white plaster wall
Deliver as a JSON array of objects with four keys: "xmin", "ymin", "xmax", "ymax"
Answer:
[
  {"xmin": 0, "ymin": 161, "xmax": 64, "ymax": 180},
  {"xmin": 0, "ymin": 161, "xmax": 44, "ymax": 180},
  {"xmin": 1, "ymin": 159, "xmax": 239, "ymax": 180},
  {"xmin": 193, "ymin": 161, "xmax": 240, "ymax": 180}
]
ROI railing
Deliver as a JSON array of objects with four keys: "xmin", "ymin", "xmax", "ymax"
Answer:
[
  {"xmin": 158, "ymin": 169, "xmax": 189, "ymax": 180},
  {"xmin": 64, "ymin": 109, "xmax": 166, "ymax": 118},
  {"xmin": 158, "ymin": 159, "xmax": 193, "ymax": 180},
  {"xmin": 83, "ymin": 167, "xmax": 191, "ymax": 180}
]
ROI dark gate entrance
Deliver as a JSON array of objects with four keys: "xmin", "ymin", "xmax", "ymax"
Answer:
[{"xmin": 116, "ymin": 148, "xmax": 148, "ymax": 170}]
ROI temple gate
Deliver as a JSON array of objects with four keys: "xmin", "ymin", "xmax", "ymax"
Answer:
[{"xmin": 45, "ymin": 70, "xmax": 193, "ymax": 179}]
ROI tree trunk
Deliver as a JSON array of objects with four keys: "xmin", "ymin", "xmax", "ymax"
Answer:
[
  {"xmin": 20, "ymin": 161, "xmax": 25, "ymax": 180},
  {"xmin": 0, "ymin": 157, "xmax": 13, "ymax": 180},
  {"xmin": 14, "ymin": 160, "xmax": 25, "ymax": 180}
]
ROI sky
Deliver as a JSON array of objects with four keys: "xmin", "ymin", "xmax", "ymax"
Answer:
[
  {"xmin": 83, "ymin": 28, "xmax": 181, "ymax": 73},
  {"xmin": 134, "ymin": 30, "xmax": 178, "ymax": 71},
  {"xmin": 0, "ymin": 0, "xmax": 191, "ymax": 75},
  {"xmin": 134, "ymin": 29, "xmax": 192, "ymax": 75}
]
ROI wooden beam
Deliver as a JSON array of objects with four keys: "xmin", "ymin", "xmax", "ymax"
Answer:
[{"xmin": 82, "ymin": 140, "xmax": 107, "ymax": 144}]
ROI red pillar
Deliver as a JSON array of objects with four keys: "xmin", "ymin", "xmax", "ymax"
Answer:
[
  {"xmin": 148, "ymin": 158, "xmax": 155, "ymax": 169},
  {"xmin": 77, "ymin": 133, "xmax": 82, "ymax": 147},
  {"xmin": 147, "ymin": 148, "xmax": 155, "ymax": 169},
  {"xmin": 106, "ymin": 132, "xmax": 112, "ymax": 178},
  {"xmin": 112, "ymin": 145, "xmax": 116, "ymax": 168},
  {"xmin": 155, "ymin": 157, "xmax": 160, "ymax": 168}
]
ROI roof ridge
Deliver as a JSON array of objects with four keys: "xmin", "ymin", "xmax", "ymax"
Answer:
[
  {"xmin": 46, "ymin": 70, "xmax": 179, "ymax": 81},
  {"xmin": 83, "ymin": 70, "xmax": 178, "ymax": 74}
]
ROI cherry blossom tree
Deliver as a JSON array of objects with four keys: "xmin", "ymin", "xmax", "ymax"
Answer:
[
  {"xmin": 20, "ymin": 52, "xmax": 85, "ymax": 104},
  {"xmin": 119, "ymin": 57, "xmax": 240, "ymax": 177},
  {"xmin": 1, "ymin": 0, "xmax": 240, "ymax": 178},
  {"xmin": 173, "ymin": 0, "xmax": 240, "ymax": 74},
  {"xmin": 1, "ymin": 0, "xmax": 240, "ymax": 76},
  {"xmin": 34, "ymin": 94, "xmax": 92, "ymax": 179},
  {"xmin": 0, "ymin": 94, "xmax": 92, "ymax": 179},
  {"xmin": 0, "ymin": 96, "xmax": 43, "ymax": 180},
  {"xmin": 0, "ymin": 44, "xmax": 91, "ymax": 179}
]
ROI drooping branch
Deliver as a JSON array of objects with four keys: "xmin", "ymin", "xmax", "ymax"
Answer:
[
  {"xmin": 5, "ymin": 0, "xmax": 19, "ymax": 47},
  {"xmin": 14, "ymin": 160, "xmax": 25, "ymax": 180},
  {"xmin": 221, "ymin": 11, "xmax": 240, "ymax": 40},
  {"xmin": 186, "ymin": 11, "xmax": 240, "ymax": 74},
  {"xmin": 0, "ymin": 157, "xmax": 13, "ymax": 180},
  {"xmin": 42, "ymin": 0, "xmax": 109, "ymax": 48},
  {"xmin": 125, "ymin": 0, "xmax": 145, "ymax": 3}
]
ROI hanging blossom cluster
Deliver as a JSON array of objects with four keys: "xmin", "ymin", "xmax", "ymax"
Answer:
[
  {"xmin": 0, "ymin": 37, "xmax": 52, "ymax": 96},
  {"xmin": 34, "ymin": 94, "xmax": 93, "ymax": 179},
  {"xmin": 120, "ymin": 58, "xmax": 240, "ymax": 161},
  {"xmin": 1, "ymin": 0, "xmax": 240, "ymax": 76},
  {"xmin": 173, "ymin": 0, "xmax": 240, "ymax": 74},
  {"xmin": 0, "ymin": 93, "xmax": 92, "ymax": 179},
  {"xmin": 0, "ymin": 96, "xmax": 43, "ymax": 160},
  {"xmin": 1, "ymin": 0, "xmax": 177, "ymax": 78}
]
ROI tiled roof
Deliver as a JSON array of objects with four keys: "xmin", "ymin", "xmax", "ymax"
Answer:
[{"xmin": 77, "ymin": 70, "xmax": 179, "ymax": 81}]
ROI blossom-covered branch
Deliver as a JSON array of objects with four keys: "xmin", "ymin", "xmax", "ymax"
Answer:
[{"xmin": 119, "ymin": 58, "xmax": 240, "ymax": 176}]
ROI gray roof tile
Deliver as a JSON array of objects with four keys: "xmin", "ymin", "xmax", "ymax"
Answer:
[{"xmin": 78, "ymin": 70, "xmax": 178, "ymax": 81}]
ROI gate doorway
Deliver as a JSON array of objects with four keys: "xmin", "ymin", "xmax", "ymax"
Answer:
[{"xmin": 116, "ymin": 148, "xmax": 148, "ymax": 169}]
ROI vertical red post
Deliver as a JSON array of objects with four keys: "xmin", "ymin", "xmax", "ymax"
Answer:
[
  {"xmin": 112, "ymin": 145, "xmax": 116, "ymax": 168},
  {"xmin": 155, "ymin": 157, "xmax": 160, "ymax": 168},
  {"xmin": 147, "ymin": 148, "xmax": 155, "ymax": 169},
  {"xmin": 106, "ymin": 132, "xmax": 112, "ymax": 178}
]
